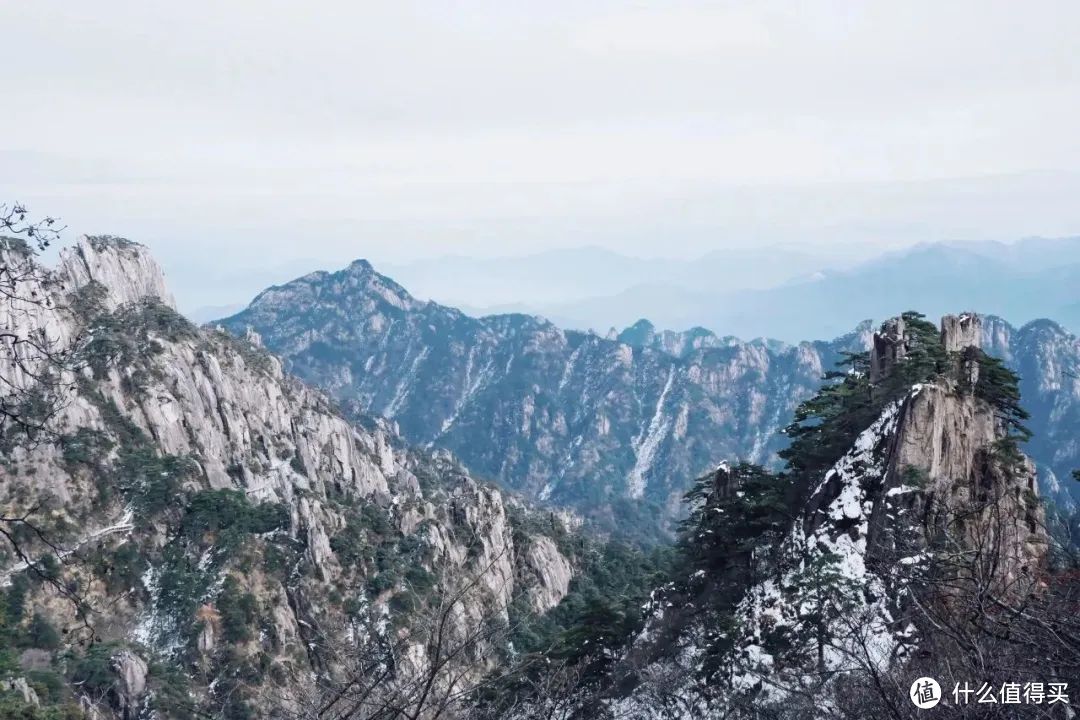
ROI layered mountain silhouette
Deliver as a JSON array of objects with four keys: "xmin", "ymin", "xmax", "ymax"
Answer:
[
  {"xmin": 375, "ymin": 238, "xmax": 1080, "ymax": 342},
  {"xmin": 219, "ymin": 259, "xmax": 1080, "ymax": 540}
]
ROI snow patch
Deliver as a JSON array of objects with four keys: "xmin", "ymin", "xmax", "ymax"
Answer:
[
  {"xmin": 383, "ymin": 346, "xmax": 430, "ymax": 418},
  {"xmin": 627, "ymin": 366, "xmax": 676, "ymax": 499}
]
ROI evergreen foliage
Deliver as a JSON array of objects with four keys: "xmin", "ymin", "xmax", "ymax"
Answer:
[
  {"xmin": 642, "ymin": 311, "xmax": 1037, "ymax": 689},
  {"xmin": 672, "ymin": 463, "xmax": 793, "ymax": 673},
  {"xmin": 81, "ymin": 299, "xmax": 197, "ymax": 382},
  {"xmin": 782, "ymin": 311, "xmax": 961, "ymax": 507},
  {"xmin": 974, "ymin": 349, "xmax": 1032, "ymax": 442},
  {"xmin": 779, "ymin": 350, "xmax": 875, "ymax": 503},
  {"xmin": 508, "ymin": 539, "xmax": 673, "ymax": 660}
]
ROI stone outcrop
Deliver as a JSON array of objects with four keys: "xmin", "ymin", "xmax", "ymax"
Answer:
[
  {"xmin": 613, "ymin": 313, "xmax": 1051, "ymax": 719},
  {"xmin": 866, "ymin": 313, "xmax": 1045, "ymax": 588},
  {"xmin": 58, "ymin": 235, "xmax": 176, "ymax": 310},
  {"xmin": 940, "ymin": 312, "xmax": 981, "ymax": 352},
  {"xmin": 0, "ymin": 237, "xmax": 576, "ymax": 719},
  {"xmin": 110, "ymin": 651, "xmax": 148, "ymax": 720},
  {"xmin": 1, "ymin": 677, "xmax": 40, "ymax": 706},
  {"xmin": 751, "ymin": 314, "xmax": 1045, "ymax": 684},
  {"xmin": 887, "ymin": 383, "xmax": 1045, "ymax": 585},
  {"xmin": 869, "ymin": 315, "xmax": 907, "ymax": 383},
  {"xmin": 522, "ymin": 536, "xmax": 574, "ymax": 614}
]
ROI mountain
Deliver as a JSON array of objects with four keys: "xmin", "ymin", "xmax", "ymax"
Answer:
[
  {"xmin": 218, "ymin": 260, "xmax": 1080, "ymax": 541},
  {"xmin": 3, "ymin": 237, "xmax": 1076, "ymax": 719},
  {"xmin": 380, "ymin": 247, "xmax": 685, "ymax": 310},
  {"xmin": 378, "ymin": 244, "xmax": 879, "ymax": 318},
  {"xmin": 218, "ymin": 262, "xmax": 872, "ymax": 537},
  {"xmin": 183, "ymin": 236, "xmax": 1080, "ymax": 343},
  {"xmin": 495, "ymin": 237, "xmax": 1080, "ymax": 342},
  {"xmin": 535, "ymin": 313, "xmax": 1070, "ymax": 719},
  {"xmin": 0, "ymin": 237, "xmax": 587, "ymax": 719},
  {"xmin": 699, "ymin": 241, "xmax": 1080, "ymax": 341},
  {"xmin": 982, "ymin": 316, "xmax": 1080, "ymax": 506}
]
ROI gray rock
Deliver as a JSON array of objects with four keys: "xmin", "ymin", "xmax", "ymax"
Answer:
[
  {"xmin": 0, "ymin": 239, "xmax": 577, "ymax": 717},
  {"xmin": 1, "ymin": 677, "xmax": 40, "ymax": 706},
  {"xmin": 111, "ymin": 650, "xmax": 148, "ymax": 720}
]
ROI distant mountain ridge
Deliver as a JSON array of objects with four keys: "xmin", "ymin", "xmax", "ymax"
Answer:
[
  {"xmin": 220, "ymin": 261, "xmax": 871, "ymax": 536},
  {"xmin": 378, "ymin": 243, "xmax": 877, "ymax": 313},
  {"xmin": 439, "ymin": 237, "xmax": 1080, "ymax": 341},
  {"xmin": 219, "ymin": 259, "xmax": 1080, "ymax": 539}
]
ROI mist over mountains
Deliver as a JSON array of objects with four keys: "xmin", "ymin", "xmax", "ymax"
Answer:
[{"xmin": 370, "ymin": 236, "xmax": 1080, "ymax": 343}]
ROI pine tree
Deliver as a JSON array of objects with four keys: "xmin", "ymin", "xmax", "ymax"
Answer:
[{"xmin": 974, "ymin": 350, "xmax": 1031, "ymax": 442}]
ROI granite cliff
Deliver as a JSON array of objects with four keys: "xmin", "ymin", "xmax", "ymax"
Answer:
[
  {"xmin": 601, "ymin": 313, "xmax": 1054, "ymax": 719},
  {"xmin": 0, "ymin": 237, "xmax": 577, "ymax": 719}
]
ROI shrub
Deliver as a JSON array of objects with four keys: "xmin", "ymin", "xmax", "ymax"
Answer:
[
  {"xmin": 217, "ymin": 578, "xmax": 259, "ymax": 645},
  {"xmin": 68, "ymin": 642, "xmax": 120, "ymax": 698},
  {"xmin": 22, "ymin": 614, "xmax": 60, "ymax": 651}
]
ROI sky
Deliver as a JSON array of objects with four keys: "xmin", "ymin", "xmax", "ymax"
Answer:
[{"xmin": 3, "ymin": 1, "xmax": 1080, "ymax": 311}]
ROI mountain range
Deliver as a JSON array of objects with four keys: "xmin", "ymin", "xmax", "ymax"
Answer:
[
  {"xmin": 0, "ymin": 234, "xmax": 1076, "ymax": 719},
  {"xmin": 367, "ymin": 237, "xmax": 1080, "ymax": 343},
  {"xmin": 219, "ymin": 258, "xmax": 1080, "ymax": 540}
]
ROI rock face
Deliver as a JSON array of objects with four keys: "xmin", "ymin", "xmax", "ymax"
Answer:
[
  {"xmin": 110, "ymin": 651, "xmax": 148, "ymax": 720},
  {"xmin": 941, "ymin": 311, "xmax": 981, "ymax": 352},
  {"xmin": 613, "ymin": 314, "xmax": 1049, "ymax": 718},
  {"xmin": 0, "ymin": 238, "xmax": 576, "ymax": 719},
  {"xmin": 889, "ymin": 383, "xmax": 1044, "ymax": 584},
  {"xmin": 58, "ymin": 235, "xmax": 177, "ymax": 310},
  {"xmin": 869, "ymin": 315, "xmax": 907, "ymax": 383},
  {"xmin": 1, "ymin": 677, "xmax": 40, "ymax": 707},
  {"xmin": 981, "ymin": 315, "xmax": 1080, "ymax": 507},
  {"xmin": 521, "ymin": 536, "xmax": 574, "ymax": 614},
  {"xmin": 219, "ymin": 261, "xmax": 870, "ymax": 534}
]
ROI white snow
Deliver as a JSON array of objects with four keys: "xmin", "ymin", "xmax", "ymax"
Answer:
[
  {"xmin": 0, "ymin": 507, "xmax": 135, "ymax": 586},
  {"xmin": 557, "ymin": 345, "xmax": 582, "ymax": 393},
  {"xmin": 383, "ymin": 346, "xmax": 430, "ymax": 418},
  {"xmin": 728, "ymin": 393, "xmax": 917, "ymax": 702},
  {"xmin": 627, "ymin": 366, "xmax": 676, "ymax": 499},
  {"xmin": 440, "ymin": 350, "xmax": 494, "ymax": 434}
]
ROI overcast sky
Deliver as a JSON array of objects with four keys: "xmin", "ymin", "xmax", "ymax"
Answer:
[{"xmin": 3, "ymin": 1, "xmax": 1080, "ymax": 309}]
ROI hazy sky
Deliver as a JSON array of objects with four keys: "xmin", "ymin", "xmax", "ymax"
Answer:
[{"xmin": 3, "ymin": 1, "xmax": 1080, "ymax": 309}]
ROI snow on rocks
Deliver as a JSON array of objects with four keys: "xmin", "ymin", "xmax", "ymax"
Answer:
[{"xmin": 728, "ymin": 394, "xmax": 913, "ymax": 699}]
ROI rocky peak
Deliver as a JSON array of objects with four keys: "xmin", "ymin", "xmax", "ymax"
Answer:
[
  {"xmin": 222, "ymin": 268, "xmax": 864, "ymax": 536},
  {"xmin": 887, "ymin": 382, "xmax": 1046, "ymax": 582},
  {"xmin": 869, "ymin": 315, "xmax": 907, "ymax": 383},
  {"xmin": 871, "ymin": 312, "xmax": 984, "ymax": 386},
  {"xmin": 345, "ymin": 258, "xmax": 375, "ymax": 275},
  {"xmin": 616, "ymin": 319, "xmax": 657, "ymax": 347},
  {"xmin": 58, "ymin": 235, "xmax": 176, "ymax": 311},
  {"xmin": 775, "ymin": 314, "xmax": 1044, "ymax": 667},
  {"xmin": 608, "ymin": 313, "xmax": 1056, "ymax": 718},
  {"xmin": 940, "ymin": 311, "xmax": 981, "ymax": 352}
]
